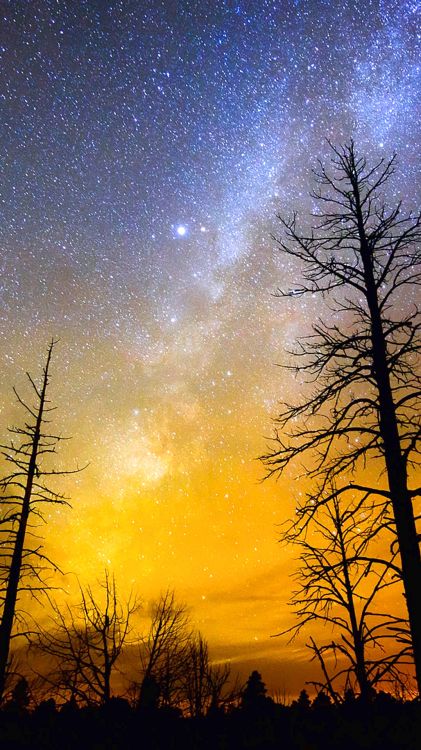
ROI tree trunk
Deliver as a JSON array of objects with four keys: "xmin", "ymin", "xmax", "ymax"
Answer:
[
  {"xmin": 352, "ymin": 176, "xmax": 421, "ymax": 693},
  {"xmin": 335, "ymin": 502, "xmax": 372, "ymax": 701}
]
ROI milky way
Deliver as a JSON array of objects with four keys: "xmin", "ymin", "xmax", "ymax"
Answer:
[{"xmin": 0, "ymin": 1, "xmax": 420, "ymax": 690}]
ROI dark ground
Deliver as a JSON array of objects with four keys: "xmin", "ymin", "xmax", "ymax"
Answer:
[{"xmin": 1, "ymin": 694, "xmax": 420, "ymax": 750}]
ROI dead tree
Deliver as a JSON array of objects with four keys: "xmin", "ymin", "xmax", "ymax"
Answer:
[
  {"xmin": 279, "ymin": 489, "xmax": 410, "ymax": 701},
  {"xmin": 34, "ymin": 571, "xmax": 139, "ymax": 705},
  {"xmin": 206, "ymin": 657, "xmax": 234, "ymax": 714},
  {"xmin": 261, "ymin": 142, "xmax": 421, "ymax": 691},
  {"xmin": 0, "ymin": 340, "xmax": 77, "ymax": 702},
  {"xmin": 182, "ymin": 632, "xmax": 231, "ymax": 717},
  {"xmin": 182, "ymin": 633, "xmax": 210, "ymax": 718},
  {"xmin": 137, "ymin": 589, "xmax": 191, "ymax": 709},
  {"xmin": 136, "ymin": 593, "xmax": 232, "ymax": 714}
]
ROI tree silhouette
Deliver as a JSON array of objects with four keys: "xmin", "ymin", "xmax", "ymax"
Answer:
[
  {"xmin": 0, "ymin": 341, "xmax": 77, "ymax": 702},
  {"xmin": 137, "ymin": 589, "xmax": 191, "ymax": 710},
  {"xmin": 295, "ymin": 688, "xmax": 311, "ymax": 711},
  {"xmin": 262, "ymin": 142, "xmax": 421, "ymax": 691},
  {"xmin": 241, "ymin": 670, "xmax": 268, "ymax": 711},
  {"xmin": 280, "ymin": 488, "xmax": 410, "ymax": 701},
  {"xmin": 206, "ymin": 652, "xmax": 235, "ymax": 715},
  {"xmin": 182, "ymin": 632, "xmax": 231, "ymax": 717},
  {"xmin": 135, "ymin": 595, "xmax": 233, "ymax": 716},
  {"xmin": 311, "ymin": 690, "xmax": 331, "ymax": 710},
  {"xmin": 182, "ymin": 632, "xmax": 210, "ymax": 718},
  {"xmin": 34, "ymin": 571, "xmax": 139, "ymax": 705}
]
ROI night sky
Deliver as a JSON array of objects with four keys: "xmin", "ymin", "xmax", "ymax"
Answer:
[{"xmin": 1, "ymin": 0, "xmax": 420, "ymax": 692}]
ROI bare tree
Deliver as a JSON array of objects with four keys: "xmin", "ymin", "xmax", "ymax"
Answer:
[
  {"xmin": 182, "ymin": 633, "xmax": 210, "ymax": 718},
  {"xmin": 136, "ymin": 594, "xmax": 232, "ymax": 715},
  {"xmin": 34, "ymin": 571, "xmax": 139, "ymax": 705},
  {"xmin": 280, "ymin": 488, "xmax": 410, "ymax": 701},
  {"xmin": 182, "ymin": 632, "xmax": 231, "ymax": 717},
  {"xmin": 262, "ymin": 142, "xmax": 421, "ymax": 691},
  {"xmin": 137, "ymin": 589, "xmax": 191, "ymax": 709},
  {"xmin": 0, "ymin": 340, "xmax": 77, "ymax": 702},
  {"xmin": 207, "ymin": 657, "xmax": 234, "ymax": 715}
]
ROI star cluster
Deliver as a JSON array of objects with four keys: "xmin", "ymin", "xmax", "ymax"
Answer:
[{"xmin": 0, "ymin": 0, "xmax": 420, "ymax": 690}]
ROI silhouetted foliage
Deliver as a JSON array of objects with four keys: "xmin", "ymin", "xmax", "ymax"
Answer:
[
  {"xmin": 241, "ymin": 670, "xmax": 268, "ymax": 710},
  {"xmin": 5, "ymin": 676, "xmax": 31, "ymax": 713},
  {"xmin": 293, "ymin": 688, "xmax": 311, "ymax": 711},
  {"xmin": 311, "ymin": 690, "xmax": 331, "ymax": 710},
  {"xmin": 0, "ymin": 671, "xmax": 420, "ymax": 750}
]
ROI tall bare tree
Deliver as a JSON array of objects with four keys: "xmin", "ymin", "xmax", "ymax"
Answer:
[
  {"xmin": 34, "ymin": 571, "xmax": 139, "ymax": 705},
  {"xmin": 0, "ymin": 340, "xmax": 76, "ymax": 702},
  {"xmin": 261, "ymin": 142, "xmax": 421, "ymax": 691},
  {"xmin": 280, "ymin": 488, "xmax": 410, "ymax": 701}
]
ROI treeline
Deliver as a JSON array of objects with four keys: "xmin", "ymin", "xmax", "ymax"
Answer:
[{"xmin": 0, "ymin": 673, "xmax": 420, "ymax": 750}]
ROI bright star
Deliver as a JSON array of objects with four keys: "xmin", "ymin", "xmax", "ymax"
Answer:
[{"xmin": 176, "ymin": 225, "xmax": 187, "ymax": 236}]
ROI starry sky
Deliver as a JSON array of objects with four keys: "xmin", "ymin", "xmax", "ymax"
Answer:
[{"xmin": 1, "ymin": 0, "xmax": 420, "ymax": 694}]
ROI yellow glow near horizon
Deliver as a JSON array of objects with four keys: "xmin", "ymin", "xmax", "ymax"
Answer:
[{"xmin": 3, "ymin": 323, "xmax": 415, "ymax": 697}]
